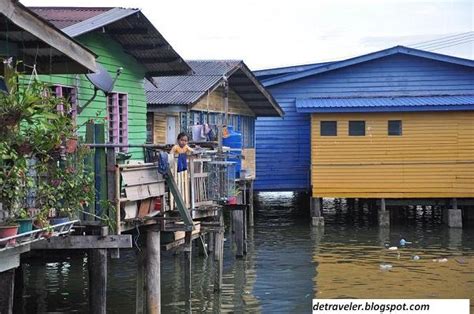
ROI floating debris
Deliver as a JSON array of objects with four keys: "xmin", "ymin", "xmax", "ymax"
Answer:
[
  {"xmin": 380, "ymin": 264, "xmax": 393, "ymax": 271},
  {"xmin": 399, "ymin": 238, "xmax": 412, "ymax": 246},
  {"xmin": 455, "ymin": 258, "xmax": 467, "ymax": 265},
  {"xmin": 432, "ymin": 258, "xmax": 448, "ymax": 263},
  {"xmin": 388, "ymin": 246, "xmax": 398, "ymax": 251},
  {"xmin": 412, "ymin": 255, "xmax": 420, "ymax": 261}
]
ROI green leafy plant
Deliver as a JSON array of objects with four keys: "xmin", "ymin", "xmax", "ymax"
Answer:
[{"xmin": 0, "ymin": 65, "xmax": 94, "ymax": 225}]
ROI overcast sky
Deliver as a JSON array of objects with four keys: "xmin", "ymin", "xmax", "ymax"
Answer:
[{"xmin": 23, "ymin": 0, "xmax": 473, "ymax": 70}]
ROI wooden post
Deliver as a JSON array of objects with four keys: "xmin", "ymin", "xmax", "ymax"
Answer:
[
  {"xmin": 0, "ymin": 269, "xmax": 15, "ymax": 314},
  {"xmin": 223, "ymin": 78, "xmax": 229, "ymax": 126},
  {"xmin": 85, "ymin": 122, "xmax": 95, "ymax": 221},
  {"xmin": 13, "ymin": 264, "xmax": 24, "ymax": 314},
  {"xmin": 135, "ymin": 249, "xmax": 146, "ymax": 314},
  {"xmin": 248, "ymin": 180, "xmax": 254, "ymax": 227},
  {"xmin": 184, "ymin": 231, "xmax": 192, "ymax": 313},
  {"xmin": 378, "ymin": 198, "xmax": 390, "ymax": 227},
  {"xmin": 207, "ymin": 232, "xmax": 214, "ymax": 255},
  {"xmin": 447, "ymin": 198, "xmax": 462, "ymax": 228},
  {"xmin": 311, "ymin": 197, "xmax": 324, "ymax": 226},
  {"xmin": 94, "ymin": 124, "xmax": 107, "ymax": 218},
  {"xmin": 214, "ymin": 213, "xmax": 224, "ymax": 292},
  {"xmin": 88, "ymin": 227, "xmax": 108, "ymax": 314},
  {"xmin": 232, "ymin": 207, "xmax": 245, "ymax": 258},
  {"xmin": 106, "ymin": 147, "xmax": 120, "ymax": 259},
  {"xmin": 146, "ymin": 229, "xmax": 161, "ymax": 314}
]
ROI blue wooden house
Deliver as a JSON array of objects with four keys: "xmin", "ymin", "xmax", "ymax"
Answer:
[{"xmin": 254, "ymin": 46, "xmax": 474, "ymax": 193}]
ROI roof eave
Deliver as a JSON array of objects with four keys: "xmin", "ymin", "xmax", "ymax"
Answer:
[
  {"xmin": 263, "ymin": 45, "xmax": 474, "ymax": 87},
  {"xmin": 296, "ymin": 105, "xmax": 474, "ymax": 113},
  {"xmin": 2, "ymin": 0, "xmax": 97, "ymax": 73},
  {"xmin": 232, "ymin": 63, "xmax": 284, "ymax": 117}
]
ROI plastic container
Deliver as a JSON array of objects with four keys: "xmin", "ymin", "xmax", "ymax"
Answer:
[
  {"xmin": 222, "ymin": 126, "xmax": 242, "ymax": 177},
  {"xmin": 16, "ymin": 219, "xmax": 33, "ymax": 234}
]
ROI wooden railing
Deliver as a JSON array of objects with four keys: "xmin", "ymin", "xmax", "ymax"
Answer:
[{"xmin": 169, "ymin": 156, "xmax": 214, "ymax": 211}]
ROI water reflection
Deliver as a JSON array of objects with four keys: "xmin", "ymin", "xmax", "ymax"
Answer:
[{"xmin": 20, "ymin": 193, "xmax": 474, "ymax": 313}]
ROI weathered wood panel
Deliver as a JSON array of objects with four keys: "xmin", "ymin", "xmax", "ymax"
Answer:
[
  {"xmin": 153, "ymin": 113, "xmax": 166, "ymax": 144},
  {"xmin": 311, "ymin": 111, "xmax": 474, "ymax": 198},
  {"xmin": 241, "ymin": 148, "xmax": 256, "ymax": 178},
  {"xmin": 192, "ymin": 86, "xmax": 255, "ymax": 116}
]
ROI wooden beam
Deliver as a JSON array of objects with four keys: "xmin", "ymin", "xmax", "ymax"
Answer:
[
  {"xmin": 0, "ymin": 0, "xmax": 97, "ymax": 73},
  {"xmin": 165, "ymin": 169, "xmax": 194, "ymax": 228},
  {"xmin": 30, "ymin": 235, "xmax": 132, "ymax": 249}
]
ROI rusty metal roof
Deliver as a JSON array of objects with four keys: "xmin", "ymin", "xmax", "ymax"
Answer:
[
  {"xmin": 0, "ymin": 0, "xmax": 97, "ymax": 74},
  {"xmin": 29, "ymin": 7, "xmax": 111, "ymax": 29},
  {"xmin": 31, "ymin": 7, "xmax": 191, "ymax": 77}
]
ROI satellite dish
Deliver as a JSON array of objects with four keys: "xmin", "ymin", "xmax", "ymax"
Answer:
[{"xmin": 86, "ymin": 63, "xmax": 114, "ymax": 93}]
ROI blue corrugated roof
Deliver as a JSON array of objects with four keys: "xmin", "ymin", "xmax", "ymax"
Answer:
[
  {"xmin": 264, "ymin": 46, "xmax": 474, "ymax": 87},
  {"xmin": 296, "ymin": 95, "xmax": 474, "ymax": 113}
]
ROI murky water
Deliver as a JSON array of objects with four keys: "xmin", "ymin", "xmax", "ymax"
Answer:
[{"xmin": 19, "ymin": 193, "xmax": 474, "ymax": 313}]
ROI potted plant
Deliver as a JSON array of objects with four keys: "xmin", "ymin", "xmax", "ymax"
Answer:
[
  {"xmin": 227, "ymin": 187, "xmax": 241, "ymax": 205},
  {"xmin": 1, "ymin": 65, "xmax": 74, "ymax": 240},
  {"xmin": 15, "ymin": 208, "xmax": 33, "ymax": 234},
  {"xmin": 0, "ymin": 215, "xmax": 19, "ymax": 247}
]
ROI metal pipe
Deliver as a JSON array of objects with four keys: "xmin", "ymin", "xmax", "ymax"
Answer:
[{"xmin": 85, "ymin": 143, "xmax": 169, "ymax": 148}]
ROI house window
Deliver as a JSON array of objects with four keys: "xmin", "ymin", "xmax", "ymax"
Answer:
[
  {"xmin": 146, "ymin": 112, "xmax": 154, "ymax": 143},
  {"xmin": 388, "ymin": 120, "xmax": 402, "ymax": 136},
  {"xmin": 107, "ymin": 92, "xmax": 128, "ymax": 152},
  {"xmin": 52, "ymin": 85, "xmax": 77, "ymax": 119},
  {"xmin": 320, "ymin": 121, "xmax": 337, "ymax": 136},
  {"xmin": 349, "ymin": 121, "xmax": 365, "ymax": 136}
]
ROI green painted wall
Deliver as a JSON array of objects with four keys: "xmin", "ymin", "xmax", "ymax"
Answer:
[{"xmin": 39, "ymin": 32, "xmax": 147, "ymax": 159}]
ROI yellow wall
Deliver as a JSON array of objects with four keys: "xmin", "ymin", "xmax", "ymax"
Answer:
[
  {"xmin": 311, "ymin": 111, "xmax": 474, "ymax": 198},
  {"xmin": 192, "ymin": 86, "xmax": 255, "ymax": 116}
]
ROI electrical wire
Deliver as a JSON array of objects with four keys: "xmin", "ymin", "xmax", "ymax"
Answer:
[{"xmin": 410, "ymin": 31, "xmax": 473, "ymax": 48}]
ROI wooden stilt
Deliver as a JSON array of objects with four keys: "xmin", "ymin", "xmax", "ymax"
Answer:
[
  {"xmin": 311, "ymin": 197, "xmax": 324, "ymax": 226},
  {"xmin": 232, "ymin": 207, "xmax": 245, "ymax": 258},
  {"xmin": 208, "ymin": 232, "xmax": 214, "ymax": 255},
  {"xmin": 135, "ymin": 249, "xmax": 146, "ymax": 314},
  {"xmin": 214, "ymin": 213, "xmax": 224, "ymax": 292},
  {"xmin": 378, "ymin": 198, "xmax": 390, "ymax": 227},
  {"xmin": 13, "ymin": 264, "xmax": 24, "ymax": 314},
  {"xmin": 184, "ymin": 231, "xmax": 192, "ymax": 313},
  {"xmin": 248, "ymin": 181, "xmax": 254, "ymax": 227},
  {"xmin": 146, "ymin": 229, "xmax": 161, "ymax": 314},
  {"xmin": 88, "ymin": 249, "xmax": 107, "ymax": 314},
  {"xmin": 0, "ymin": 269, "xmax": 15, "ymax": 314}
]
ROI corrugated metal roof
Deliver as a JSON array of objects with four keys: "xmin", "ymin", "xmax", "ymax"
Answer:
[
  {"xmin": 264, "ymin": 46, "xmax": 474, "ymax": 87},
  {"xmin": 296, "ymin": 96, "xmax": 474, "ymax": 113},
  {"xmin": 29, "ymin": 7, "xmax": 111, "ymax": 29},
  {"xmin": 146, "ymin": 60, "xmax": 283, "ymax": 116},
  {"xmin": 1, "ymin": 2, "xmax": 97, "ymax": 74},
  {"xmin": 61, "ymin": 8, "xmax": 138, "ymax": 37},
  {"xmin": 31, "ymin": 7, "xmax": 191, "ymax": 76}
]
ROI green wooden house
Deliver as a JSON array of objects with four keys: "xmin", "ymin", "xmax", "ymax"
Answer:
[{"xmin": 30, "ymin": 7, "xmax": 191, "ymax": 159}]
